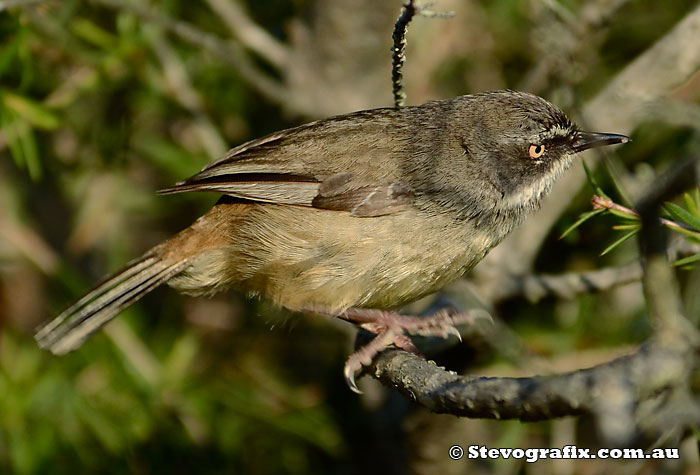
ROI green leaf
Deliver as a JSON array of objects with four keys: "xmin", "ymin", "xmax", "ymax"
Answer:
[
  {"xmin": 559, "ymin": 208, "xmax": 604, "ymax": 239},
  {"xmin": 683, "ymin": 191, "xmax": 700, "ymax": 217},
  {"xmin": 2, "ymin": 109, "xmax": 24, "ymax": 167},
  {"xmin": 603, "ymin": 156, "xmax": 633, "ymax": 207},
  {"xmin": 132, "ymin": 136, "xmax": 206, "ymax": 179},
  {"xmin": 673, "ymin": 253, "xmax": 700, "ymax": 267},
  {"xmin": 70, "ymin": 18, "xmax": 118, "ymax": 50},
  {"xmin": 600, "ymin": 229, "xmax": 639, "ymax": 256},
  {"xmin": 1, "ymin": 91, "xmax": 60, "ymax": 130},
  {"xmin": 1, "ymin": 108, "xmax": 42, "ymax": 180},
  {"xmin": 163, "ymin": 334, "xmax": 199, "ymax": 388},
  {"xmin": 0, "ymin": 30, "xmax": 20, "ymax": 77},
  {"xmin": 665, "ymin": 202, "xmax": 700, "ymax": 232},
  {"xmin": 611, "ymin": 223, "xmax": 640, "ymax": 231},
  {"xmin": 667, "ymin": 225, "xmax": 700, "ymax": 243},
  {"xmin": 607, "ymin": 208, "xmax": 639, "ymax": 221},
  {"xmin": 582, "ymin": 159, "xmax": 607, "ymax": 197},
  {"xmin": 17, "ymin": 120, "xmax": 41, "ymax": 180}
]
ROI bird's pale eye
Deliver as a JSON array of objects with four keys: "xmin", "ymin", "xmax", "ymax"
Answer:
[{"xmin": 528, "ymin": 144, "xmax": 546, "ymax": 159}]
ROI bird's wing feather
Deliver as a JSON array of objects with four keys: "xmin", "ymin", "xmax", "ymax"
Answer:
[
  {"xmin": 311, "ymin": 173, "xmax": 413, "ymax": 217},
  {"xmin": 159, "ymin": 108, "xmax": 416, "ymax": 216}
]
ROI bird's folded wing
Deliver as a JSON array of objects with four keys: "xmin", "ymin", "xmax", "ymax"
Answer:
[
  {"xmin": 311, "ymin": 173, "xmax": 413, "ymax": 217},
  {"xmin": 158, "ymin": 115, "xmax": 414, "ymax": 217}
]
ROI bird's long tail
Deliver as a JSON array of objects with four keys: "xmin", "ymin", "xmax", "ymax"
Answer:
[{"xmin": 35, "ymin": 252, "xmax": 190, "ymax": 355}]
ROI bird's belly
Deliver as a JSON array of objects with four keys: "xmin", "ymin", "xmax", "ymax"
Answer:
[{"xmin": 221, "ymin": 204, "xmax": 496, "ymax": 313}]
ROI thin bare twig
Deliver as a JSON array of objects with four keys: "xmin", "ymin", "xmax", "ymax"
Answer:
[
  {"xmin": 465, "ymin": 236, "xmax": 697, "ymax": 304},
  {"xmin": 486, "ymin": 262, "xmax": 643, "ymax": 303},
  {"xmin": 391, "ymin": 1, "xmax": 416, "ymax": 108},
  {"xmin": 205, "ymin": 0, "xmax": 290, "ymax": 69},
  {"xmin": 391, "ymin": 1, "xmax": 453, "ymax": 108}
]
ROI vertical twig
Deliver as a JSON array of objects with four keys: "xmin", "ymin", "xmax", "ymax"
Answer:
[
  {"xmin": 391, "ymin": 1, "xmax": 454, "ymax": 108},
  {"xmin": 391, "ymin": 1, "xmax": 416, "ymax": 108}
]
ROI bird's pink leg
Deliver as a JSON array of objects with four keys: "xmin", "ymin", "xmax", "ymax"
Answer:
[{"xmin": 306, "ymin": 307, "xmax": 478, "ymax": 393}]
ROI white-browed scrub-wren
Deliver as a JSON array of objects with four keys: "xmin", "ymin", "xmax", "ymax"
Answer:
[{"xmin": 36, "ymin": 90, "xmax": 628, "ymax": 392}]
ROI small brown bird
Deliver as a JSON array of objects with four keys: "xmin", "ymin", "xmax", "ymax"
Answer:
[{"xmin": 36, "ymin": 90, "xmax": 628, "ymax": 392}]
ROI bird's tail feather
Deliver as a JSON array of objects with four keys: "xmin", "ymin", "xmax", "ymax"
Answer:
[{"xmin": 35, "ymin": 253, "xmax": 189, "ymax": 355}]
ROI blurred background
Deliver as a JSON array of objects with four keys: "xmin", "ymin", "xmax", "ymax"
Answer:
[{"xmin": 2, "ymin": 0, "xmax": 700, "ymax": 473}]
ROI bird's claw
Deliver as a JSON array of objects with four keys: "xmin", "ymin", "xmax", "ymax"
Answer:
[
  {"xmin": 339, "ymin": 308, "xmax": 493, "ymax": 392},
  {"xmin": 343, "ymin": 328, "xmax": 398, "ymax": 394},
  {"xmin": 447, "ymin": 324, "xmax": 463, "ymax": 342},
  {"xmin": 344, "ymin": 360, "xmax": 362, "ymax": 394}
]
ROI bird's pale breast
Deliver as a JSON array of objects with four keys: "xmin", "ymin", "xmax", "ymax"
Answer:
[{"xmin": 169, "ymin": 201, "xmax": 498, "ymax": 313}]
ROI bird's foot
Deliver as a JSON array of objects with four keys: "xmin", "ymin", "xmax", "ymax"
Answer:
[{"xmin": 339, "ymin": 308, "xmax": 479, "ymax": 393}]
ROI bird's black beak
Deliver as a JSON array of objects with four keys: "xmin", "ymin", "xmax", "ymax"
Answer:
[{"xmin": 574, "ymin": 131, "xmax": 630, "ymax": 152}]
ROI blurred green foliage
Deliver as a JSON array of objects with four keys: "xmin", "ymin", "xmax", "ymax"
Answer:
[{"xmin": 1, "ymin": 0, "xmax": 699, "ymax": 473}]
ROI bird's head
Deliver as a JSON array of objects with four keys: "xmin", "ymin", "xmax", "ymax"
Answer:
[{"xmin": 456, "ymin": 90, "xmax": 629, "ymax": 211}]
